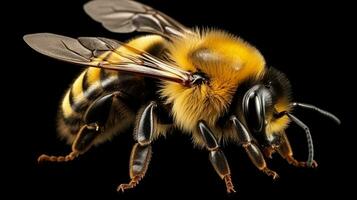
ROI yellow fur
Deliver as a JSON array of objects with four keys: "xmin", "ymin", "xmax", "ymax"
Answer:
[
  {"xmin": 61, "ymin": 91, "xmax": 72, "ymax": 118},
  {"xmin": 104, "ymin": 35, "xmax": 166, "ymax": 76},
  {"xmin": 127, "ymin": 35, "xmax": 164, "ymax": 53},
  {"xmin": 109, "ymin": 34, "xmax": 164, "ymax": 63},
  {"xmin": 59, "ymin": 34, "xmax": 167, "ymax": 145},
  {"xmin": 266, "ymin": 100, "xmax": 291, "ymax": 135},
  {"xmin": 61, "ymin": 35, "xmax": 165, "ymax": 120},
  {"xmin": 60, "ymin": 71, "xmax": 86, "ymax": 118},
  {"xmin": 85, "ymin": 68, "xmax": 102, "ymax": 97},
  {"xmin": 161, "ymin": 30, "xmax": 266, "ymax": 139},
  {"xmin": 86, "ymin": 67, "xmax": 101, "ymax": 85},
  {"xmin": 71, "ymin": 71, "xmax": 86, "ymax": 102}
]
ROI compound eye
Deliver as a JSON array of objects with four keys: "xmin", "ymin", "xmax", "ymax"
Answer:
[{"xmin": 191, "ymin": 71, "xmax": 209, "ymax": 85}]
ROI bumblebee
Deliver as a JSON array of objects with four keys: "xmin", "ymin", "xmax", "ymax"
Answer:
[{"xmin": 24, "ymin": 0, "xmax": 340, "ymax": 193}]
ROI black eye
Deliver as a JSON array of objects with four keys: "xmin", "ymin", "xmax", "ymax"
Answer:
[{"xmin": 191, "ymin": 71, "xmax": 208, "ymax": 85}]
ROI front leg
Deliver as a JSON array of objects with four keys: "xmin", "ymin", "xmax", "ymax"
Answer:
[
  {"xmin": 117, "ymin": 101, "xmax": 157, "ymax": 192},
  {"xmin": 198, "ymin": 121, "xmax": 236, "ymax": 193},
  {"xmin": 277, "ymin": 131, "xmax": 318, "ymax": 168},
  {"xmin": 231, "ymin": 116, "xmax": 279, "ymax": 180}
]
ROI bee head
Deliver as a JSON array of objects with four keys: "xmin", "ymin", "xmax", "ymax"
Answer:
[
  {"xmin": 240, "ymin": 67, "xmax": 340, "ymax": 167},
  {"xmin": 241, "ymin": 68, "xmax": 292, "ymax": 146}
]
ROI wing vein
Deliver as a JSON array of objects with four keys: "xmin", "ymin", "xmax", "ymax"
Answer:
[{"xmin": 60, "ymin": 40, "xmax": 92, "ymax": 62}]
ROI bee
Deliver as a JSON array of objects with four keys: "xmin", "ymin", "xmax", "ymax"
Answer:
[{"xmin": 24, "ymin": 0, "xmax": 340, "ymax": 193}]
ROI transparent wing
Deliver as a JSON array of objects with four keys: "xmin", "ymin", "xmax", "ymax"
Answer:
[
  {"xmin": 83, "ymin": 0, "xmax": 190, "ymax": 38},
  {"xmin": 23, "ymin": 33, "xmax": 191, "ymax": 85}
]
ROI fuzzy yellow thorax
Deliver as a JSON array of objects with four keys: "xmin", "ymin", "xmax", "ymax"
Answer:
[{"xmin": 161, "ymin": 30, "xmax": 266, "ymax": 133}]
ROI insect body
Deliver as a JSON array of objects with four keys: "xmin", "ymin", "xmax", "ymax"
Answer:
[{"xmin": 24, "ymin": 0, "xmax": 340, "ymax": 193}]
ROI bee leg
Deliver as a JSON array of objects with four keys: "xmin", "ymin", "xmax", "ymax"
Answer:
[
  {"xmin": 231, "ymin": 116, "xmax": 279, "ymax": 180},
  {"xmin": 37, "ymin": 123, "xmax": 100, "ymax": 162},
  {"xmin": 117, "ymin": 101, "xmax": 157, "ymax": 192},
  {"xmin": 198, "ymin": 121, "xmax": 236, "ymax": 193},
  {"xmin": 263, "ymin": 133, "xmax": 282, "ymax": 159},
  {"xmin": 276, "ymin": 131, "xmax": 318, "ymax": 168},
  {"xmin": 38, "ymin": 92, "xmax": 119, "ymax": 163},
  {"xmin": 263, "ymin": 145, "xmax": 276, "ymax": 159}
]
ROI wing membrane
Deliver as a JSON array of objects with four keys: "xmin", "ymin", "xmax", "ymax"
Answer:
[
  {"xmin": 23, "ymin": 33, "xmax": 191, "ymax": 85},
  {"xmin": 83, "ymin": 0, "xmax": 190, "ymax": 38}
]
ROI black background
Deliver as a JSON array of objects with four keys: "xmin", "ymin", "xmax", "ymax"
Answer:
[{"xmin": 5, "ymin": 0, "xmax": 354, "ymax": 199}]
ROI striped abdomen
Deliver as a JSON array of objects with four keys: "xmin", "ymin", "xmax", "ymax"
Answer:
[{"xmin": 57, "ymin": 35, "xmax": 167, "ymax": 144}]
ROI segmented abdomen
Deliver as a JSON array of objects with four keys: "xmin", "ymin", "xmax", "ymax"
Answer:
[{"xmin": 57, "ymin": 35, "xmax": 167, "ymax": 144}]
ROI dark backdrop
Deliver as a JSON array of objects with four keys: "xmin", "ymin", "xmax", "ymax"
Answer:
[{"xmin": 6, "ymin": 0, "xmax": 354, "ymax": 199}]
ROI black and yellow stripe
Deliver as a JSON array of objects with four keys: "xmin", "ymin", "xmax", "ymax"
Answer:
[{"xmin": 59, "ymin": 35, "xmax": 167, "ymax": 135}]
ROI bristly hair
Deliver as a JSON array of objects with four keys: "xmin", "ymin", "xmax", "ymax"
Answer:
[
  {"xmin": 224, "ymin": 74, "xmax": 262, "ymax": 122},
  {"xmin": 219, "ymin": 67, "xmax": 292, "ymax": 128},
  {"xmin": 262, "ymin": 67, "xmax": 292, "ymax": 105}
]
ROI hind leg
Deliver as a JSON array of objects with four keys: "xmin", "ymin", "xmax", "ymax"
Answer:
[
  {"xmin": 276, "ymin": 131, "xmax": 318, "ymax": 168},
  {"xmin": 38, "ymin": 92, "xmax": 122, "ymax": 163},
  {"xmin": 37, "ymin": 123, "xmax": 100, "ymax": 162}
]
